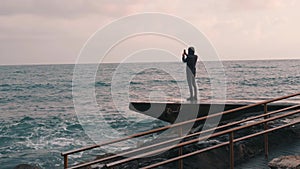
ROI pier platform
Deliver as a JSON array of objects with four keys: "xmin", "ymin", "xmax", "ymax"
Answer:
[{"xmin": 129, "ymin": 101, "xmax": 295, "ymax": 123}]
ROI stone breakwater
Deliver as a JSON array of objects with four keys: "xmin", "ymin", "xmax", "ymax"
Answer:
[
  {"xmin": 95, "ymin": 121, "xmax": 299, "ymax": 169},
  {"xmin": 269, "ymin": 155, "xmax": 300, "ymax": 169}
]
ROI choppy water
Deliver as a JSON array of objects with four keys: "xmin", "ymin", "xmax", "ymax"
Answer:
[{"xmin": 0, "ymin": 60, "xmax": 299, "ymax": 168}]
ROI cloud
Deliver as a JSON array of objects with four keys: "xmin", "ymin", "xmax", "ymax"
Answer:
[
  {"xmin": 227, "ymin": 0, "xmax": 291, "ymax": 11},
  {"xmin": 0, "ymin": 0, "xmax": 299, "ymax": 65},
  {"xmin": 0, "ymin": 0, "xmax": 139, "ymax": 18}
]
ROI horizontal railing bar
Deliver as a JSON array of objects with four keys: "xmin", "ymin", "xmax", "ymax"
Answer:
[
  {"xmin": 62, "ymin": 92, "xmax": 300, "ymax": 156},
  {"xmin": 141, "ymin": 142, "xmax": 230, "ymax": 169},
  {"xmin": 223, "ymin": 109, "xmax": 299, "ymax": 134},
  {"xmin": 214, "ymin": 104, "xmax": 299, "ymax": 131},
  {"xmin": 234, "ymin": 120, "xmax": 300, "ymax": 142},
  {"xmin": 106, "ymin": 133, "xmax": 212, "ymax": 167},
  {"xmin": 67, "ymin": 104, "xmax": 300, "ymax": 169},
  {"xmin": 106, "ymin": 109, "xmax": 300, "ymax": 167},
  {"xmin": 256, "ymin": 92, "xmax": 300, "ymax": 105},
  {"xmin": 142, "ymin": 120, "xmax": 300, "ymax": 169}
]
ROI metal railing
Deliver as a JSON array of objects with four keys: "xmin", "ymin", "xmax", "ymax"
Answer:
[{"xmin": 62, "ymin": 92, "xmax": 300, "ymax": 169}]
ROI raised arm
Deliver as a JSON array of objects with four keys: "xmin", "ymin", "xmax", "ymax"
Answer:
[{"xmin": 182, "ymin": 50, "xmax": 187, "ymax": 62}]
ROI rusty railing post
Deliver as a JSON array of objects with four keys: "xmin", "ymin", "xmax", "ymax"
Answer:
[
  {"xmin": 263, "ymin": 103, "xmax": 269, "ymax": 159},
  {"xmin": 178, "ymin": 126, "xmax": 183, "ymax": 169},
  {"xmin": 229, "ymin": 132, "xmax": 234, "ymax": 169},
  {"xmin": 64, "ymin": 155, "xmax": 68, "ymax": 169}
]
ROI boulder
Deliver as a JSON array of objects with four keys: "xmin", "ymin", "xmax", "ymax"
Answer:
[{"xmin": 269, "ymin": 155, "xmax": 300, "ymax": 169}]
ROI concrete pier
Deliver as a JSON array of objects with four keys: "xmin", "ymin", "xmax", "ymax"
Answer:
[{"xmin": 129, "ymin": 102, "xmax": 295, "ymax": 123}]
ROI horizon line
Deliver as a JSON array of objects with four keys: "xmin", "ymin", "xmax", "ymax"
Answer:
[{"xmin": 1, "ymin": 58, "xmax": 299, "ymax": 66}]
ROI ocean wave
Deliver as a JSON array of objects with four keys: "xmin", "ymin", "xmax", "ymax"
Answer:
[
  {"xmin": 0, "ymin": 83, "xmax": 59, "ymax": 92},
  {"xmin": 0, "ymin": 84, "xmax": 10, "ymax": 87},
  {"xmin": 19, "ymin": 116, "xmax": 35, "ymax": 122},
  {"xmin": 130, "ymin": 81, "xmax": 144, "ymax": 85},
  {"xmin": 95, "ymin": 81, "xmax": 111, "ymax": 87}
]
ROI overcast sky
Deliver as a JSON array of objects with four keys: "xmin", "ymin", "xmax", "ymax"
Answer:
[{"xmin": 0, "ymin": 0, "xmax": 299, "ymax": 65}]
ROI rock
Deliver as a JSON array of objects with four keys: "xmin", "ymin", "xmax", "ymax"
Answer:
[
  {"xmin": 269, "ymin": 155, "xmax": 300, "ymax": 169},
  {"xmin": 13, "ymin": 164, "xmax": 41, "ymax": 169}
]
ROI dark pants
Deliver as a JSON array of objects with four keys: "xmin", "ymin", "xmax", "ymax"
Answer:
[{"xmin": 186, "ymin": 68, "xmax": 197, "ymax": 98}]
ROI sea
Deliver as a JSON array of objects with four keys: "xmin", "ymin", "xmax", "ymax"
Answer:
[{"xmin": 0, "ymin": 59, "xmax": 299, "ymax": 169}]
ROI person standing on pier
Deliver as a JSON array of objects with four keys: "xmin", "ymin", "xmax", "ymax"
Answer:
[{"xmin": 182, "ymin": 47, "xmax": 198, "ymax": 101}]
